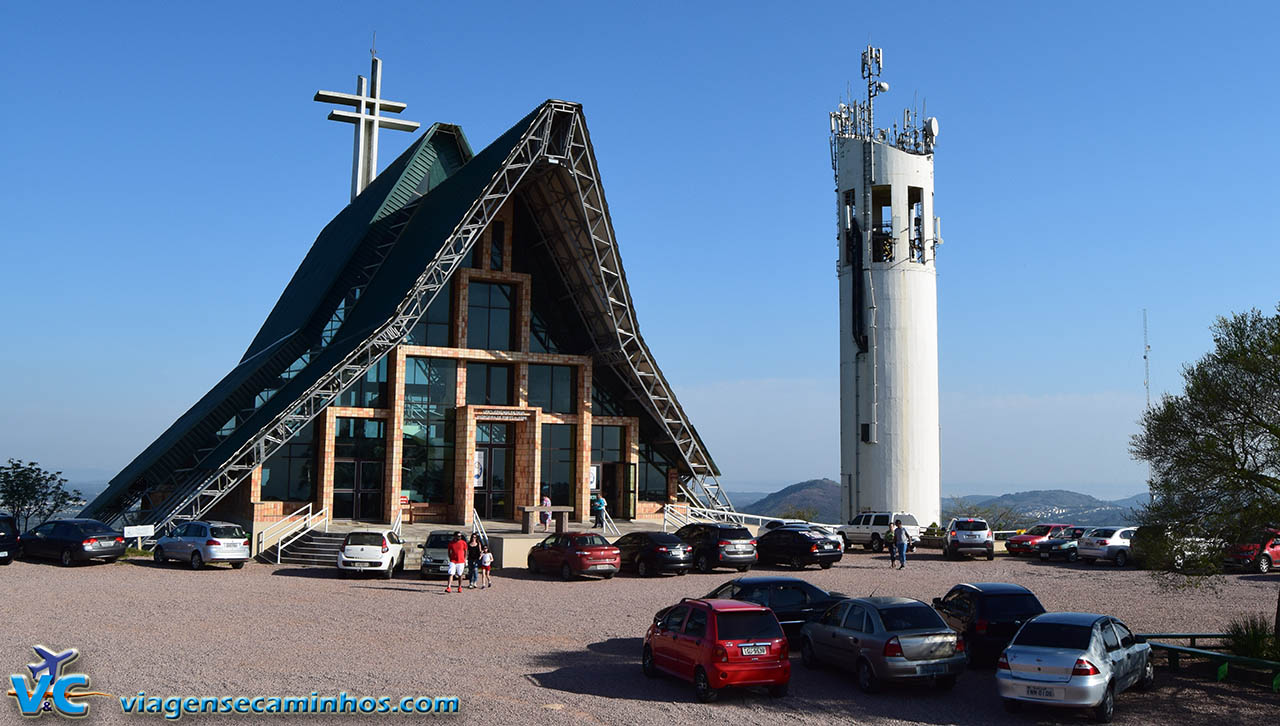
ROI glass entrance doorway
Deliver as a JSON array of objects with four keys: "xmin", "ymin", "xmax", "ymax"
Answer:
[
  {"xmin": 473, "ymin": 423, "xmax": 514, "ymax": 519},
  {"xmin": 333, "ymin": 461, "xmax": 384, "ymax": 521}
]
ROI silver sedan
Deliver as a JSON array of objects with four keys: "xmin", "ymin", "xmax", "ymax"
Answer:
[
  {"xmin": 799, "ymin": 596, "xmax": 967, "ymax": 692},
  {"xmin": 997, "ymin": 612, "xmax": 1153, "ymax": 721}
]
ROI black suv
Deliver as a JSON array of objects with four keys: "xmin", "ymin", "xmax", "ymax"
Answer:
[
  {"xmin": 675, "ymin": 523, "xmax": 757, "ymax": 573},
  {"xmin": 0, "ymin": 513, "xmax": 18, "ymax": 565},
  {"xmin": 756, "ymin": 526, "xmax": 843, "ymax": 570},
  {"xmin": 705, "ymin": 576, "xmax": 847, "ymax": 642},
  {"xmin": 932, "ymin": 582, "xmax": 1046, "ymax": 666},
  {"xmin": 614, "ymin": 531, "xmax": 693, "ymax": 577}
]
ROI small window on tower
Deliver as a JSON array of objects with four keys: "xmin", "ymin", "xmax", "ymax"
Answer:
[
  {"xmin": 872, "ymin": 185, "xmax": 893, "ymax": 262},
  {"xmin": 908, "ymin": 186, "xmax": 925, "ymax": 263}
]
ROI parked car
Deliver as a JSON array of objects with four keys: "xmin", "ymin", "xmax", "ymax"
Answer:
[
  {"xmin": 19, "ymin": 519, "xmax": 125, "ymax": 566},
  {"xmin": 1131, "ymin": 524, "xmax": 1223, "ymax": 571},
  {"xmin": 759, "ymin": 518, "xmax": 805, "ymax": 535},
  {"xmin": 613, "ymin": 531, "xmax": 692, "ymax": 577},
  {"xmin": 799, "ymin": 596, "xmax": 967, "ymax": 692},
  {"xmin": 527, "ymin": 532, "xmax": 620, "ymax": 580},
  {"xmin": 1036, "ymin": 526, "xmax": 1090, "ymax": 562},
  {"xmin": 336, "ymin": 528, "xmax": 405, "ymax": 579},
  {"xmin": 944, "ymin": 518, "xmax": 995, "ymax": 560},
  {"xmin": 997, "ymin": 612, "xmax": 1153, "ymax": 721},
  {"xmin": 0, "ymin": 512, "xmax": 17, "ymax": 565},
  {"xmin": 153, "ymin": 520, "xmax": 250, "ymax": 569},
  {"xmin": 838, "ymin": 512, "xmax": 920, "ymax": 552},
  {"xmin": 933, "ymin": 583, "xmax": 1046, "ymax": 666},
  {"xmin": 674, "ymin": 523, "xmax": 757, "ymax": 573},
  {"xmin": 1225, "ymin": 528, "xmax": 1280, "ymax": 574},
  {"xmin": 1005, "ymin": 523, "xmax": 1074, "ymax": 557},
  {"xmin": 1078, "ymin": 527, "xmax": 1137, "ymax": 567},
  {"xmin": 642, "ymin": 598, "xmax": 790, "ymax": 702},
  {"xmin": 756, "ymin": 526, "xmax": 843, "ymax": 570},
  {"xmin": 419, "ymin": 529, "xmax": 468, "ymax": 578},
  {"xmin": 760, "ymin": 520, "xmax": 842, "ymax": 546},
  {"xmin": 705, "ymin": 576, "xmax": 847, "ymax": 643}
]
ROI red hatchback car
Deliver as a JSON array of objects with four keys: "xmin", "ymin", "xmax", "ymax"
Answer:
[
  {"xmin": 527, "ymin": 532, "xmax": 620, "ymax": 580},
  {"xmin": 1005, "ymin": 523, "xmax": 1074, "ymax": 556},
  {"xmin": 642, "ymin": 598, "xmax": 790, "ymax": 702},
  {"xmin": 1226, "ymin": 528, "xmax": 1280, "ymax": 574}
]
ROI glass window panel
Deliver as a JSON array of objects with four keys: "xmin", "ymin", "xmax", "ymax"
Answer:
[{"xmin": 489, "ymin": 309, "xmax": 510, "ymax": 351}]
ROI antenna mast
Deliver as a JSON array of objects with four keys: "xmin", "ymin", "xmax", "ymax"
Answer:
[{"xmin": 1142, "ymin": 309, "xmax": 1151, "ymax": 409}]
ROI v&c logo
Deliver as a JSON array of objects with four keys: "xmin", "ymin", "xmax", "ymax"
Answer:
[{"xmin": 6, "ymin": 645, "xmax": 110, "ymax": 719}]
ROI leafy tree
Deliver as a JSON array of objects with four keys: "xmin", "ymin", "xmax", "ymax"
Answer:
[
  {"xmin": 779, "ymin": 506, "xmax": 819, "ymax": 523},
  {"xmin": 0, "ymin": 459, "xmax": 82, "ymax": 531},
  {"xmin": 1131, "ymin": 307, "xmax": 1280, "ymax": 558}
]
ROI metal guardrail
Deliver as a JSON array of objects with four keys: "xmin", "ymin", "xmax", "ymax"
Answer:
[
  {"xmin": 471, "ymin": 510, "xmax": 490, "ymax": 548},
  {"xmin": 266, "ymin": 505, "xmax": 329, "ymax": 565},
  {"xmin": 600, "ymin": 507, "xmax": 620, "ymax": 537},
  {"xmin": 391, "ymin": 507, "xmax": 403, "ymax": 537},
  {"xmin": 256, "ymin": 504, "xmax": 313, "ymax": 557}
]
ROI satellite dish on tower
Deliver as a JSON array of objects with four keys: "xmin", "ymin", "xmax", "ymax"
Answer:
[{"xmin": 924, "ymin": 117, "xmax": 940, "ymax": 137}]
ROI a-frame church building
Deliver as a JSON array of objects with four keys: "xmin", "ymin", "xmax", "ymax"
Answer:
[{"xmin": 84, "ymin": 89, "xmax": 730, "ymax": 540}]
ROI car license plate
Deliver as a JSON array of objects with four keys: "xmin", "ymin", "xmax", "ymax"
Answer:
[
  {"xmin": 350, "ymin": 562, "xmax": 370, "ymax": 567},
  {"xmin": 916, "ymin": 663, "xmax": 947, "ymax": 675},
  {"xmin": 1039, "ymin": 553, "xmax": 1049, "ymax": 560},
  {"xmin": 740, "ymin": 645, "xmax": 766, "ymax": 656},
  {"xmin": 1025, "ymin": 685, "xmax": 1059, "ymax": 699}
]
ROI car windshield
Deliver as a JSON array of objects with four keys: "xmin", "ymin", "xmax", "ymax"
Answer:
[
  {"xmin": 78, "ymin": 522, "xmax": 117, "ymax": 536},
  {"xmin": 425, "ymin": 534, "xmax": 453, "ymax": 548},
  {"xmin": 211, "ymin": 525, "xmax": 246, "ymax": 539},
  {"xmin": 897, "ymin": 514, "xmax": 918, "ymax": 526},
  {"xmin": 1013, "ymin": 622, "xmax": 1093, "ymax": 650},
  {"xmin": 878, "ymin": 605, "xmax": 945, "ymax": 631},
  {"xmin": 980, "ymin": 594, "xmax": 1046, "ymax": 620},
  {"xmin": 1025, "ymin": 525, "xmax": 1051, "ymax": 536},
  {"xmin": 719, "ymin": 527, "xmax": 753, "ymax": 541},
  {"xmin": 574, "ymin": 535, "xmax": 610, "ymax": 547},
  {"xmin": 954, "ymin": 520, "xmax": 988, "ymax": 531},
  {"xmin": 716, "ymin": 611, "xmax": 784, "ymax": 641},
  {"xmin": 1090, "ymin": 528, "xmax": 1118, "ymax": 538},
  {"xmin": 346, "ymin": 533, "xmax": 384, "ymax": 547}
]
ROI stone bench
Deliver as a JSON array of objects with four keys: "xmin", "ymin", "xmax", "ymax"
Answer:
[{"xmin": 518, "ymin": 505, "xmax": 574, "ymax": 534}]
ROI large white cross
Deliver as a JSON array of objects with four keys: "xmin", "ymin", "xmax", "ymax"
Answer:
[{"xmin": 315, "ymin": 55, "xmax": 421, "ymax": 201}]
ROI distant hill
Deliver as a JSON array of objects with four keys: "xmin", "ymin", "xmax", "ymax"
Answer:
[
  {"xmin": 733, "ymin": 480, "xmax": 1149, "ymax": 528},
  {"xmin": 739, "ymin": 479, "xmax": 840, "ymax": 524}
]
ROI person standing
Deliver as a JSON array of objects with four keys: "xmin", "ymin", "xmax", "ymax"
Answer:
[
  {"xmin": 540, "ymin": 491, "xmax": 553, "ymax": 532},
  {"xmin": 445, "ymin": 532, "xmax": 467, "ymax": 593},
  {"xmin": 466, "ymin": 533, "xmax": 482, "ymax": 589},
  {"xmin": 591, "ymin": 494, "xmax": 607, "ymax": 529},
  {"xmin": 893, "ymin": 520, "xmax": 909, "ymax": 570},
  {"xmin": 478, "ymin": 546, "xmax": 494, "ymax": 588}
]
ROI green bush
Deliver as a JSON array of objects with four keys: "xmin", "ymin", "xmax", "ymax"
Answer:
[{"xmin": 1225, "ymin": 614, "xmax": 1280, "ymax": 660}]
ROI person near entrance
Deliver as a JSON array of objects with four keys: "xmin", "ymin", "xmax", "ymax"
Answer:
[
  {"xmin": 466, "ymin": 533, "xmax": 482, "ymax": 589},
  {"xmin": 445, "ymin": 532, "xmax": 468, "ymax": 593},
  {"xmin": 539, "ymin": 491, "xmax": 553, "ymax": 532},
  {"xmin": 591, "ymin": 494, "xmax": 607, "ymax": 529}
]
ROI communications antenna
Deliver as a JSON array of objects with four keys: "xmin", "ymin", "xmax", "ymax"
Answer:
[{"xmin": 1142, "ymin": 309, "xmax": 1151, "ymax": 409}]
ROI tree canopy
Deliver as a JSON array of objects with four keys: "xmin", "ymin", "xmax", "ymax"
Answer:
[
  {"xmin": 0, "ymin": 459, "xmax": 82, "ymax": 531},
  {"xmin": 1131, "ymin": 307, "xmax": 1280, "ymax": 543}
]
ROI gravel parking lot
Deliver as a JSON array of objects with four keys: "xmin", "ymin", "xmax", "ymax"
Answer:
[{"xmin": 3, "ymin": 546, "xmax": 1277, "ymax": 725}]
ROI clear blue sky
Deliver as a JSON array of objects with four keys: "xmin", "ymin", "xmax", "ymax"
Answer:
[{"xmin": 3, "ymin": 2, "xmax": 1277, "ymax": 499}]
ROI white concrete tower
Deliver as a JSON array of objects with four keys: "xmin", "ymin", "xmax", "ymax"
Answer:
[{"xmin": 831, "ymin": 47, "xmax": 943, "ymax": 529}]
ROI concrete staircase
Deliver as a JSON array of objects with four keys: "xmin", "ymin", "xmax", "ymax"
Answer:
[{"xmin": 265, "ymin": 530, "xmax": 425, "ymax": 568}]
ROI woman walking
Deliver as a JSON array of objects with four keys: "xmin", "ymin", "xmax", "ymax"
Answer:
[{"xmin": 466, "ymin": 533, "xmax": 482, "ymax": 589}]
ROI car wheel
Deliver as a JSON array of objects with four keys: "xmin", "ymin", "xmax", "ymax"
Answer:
[
  {"xmin": 383, "ymin": 563, "xmax": 394, "ymax": 580},
  {"xmin": 736, "ymin": 565, "xmax": 751, "ymax": 573},
  {"xmin": 695, "ymin": 553, "xmax": 712, "ymax": 573},
  {"xmin": 1114, "ymin": 551, "xmax": 1129, "ymax": 568},
  {"xmin": 0, "ymin": 556, "xmax": 11, "ymax": 566},
  {"xmin": 560, "ymin": 562, "xmax": 574, "ymax": 581},
  {"xmin": 767, "ymin": 682, "xmax": 788, "ymax": 698},
  {"xmin": 527, "ymin": 555, "xmax": 540, "ymax": 575},
  {"xmin": 602, "ymin": 571, "xmax": 615, "ymax": 579},
  {"xmin": 820, "ymin": 561, "xmax": 833, "ymax": 569},
  {"xmin": 986, "ymin": 548, "xmax": 995, "ymax": 561},
  {"xmin": 59, "ymin": 549, "xmax": 74, "ymax": 567},
  {"xmin": 190, "ymin": 551, "xmax": 203, "ymax": 570},
  {"xmin": 154, "ymin": 547, "xmax": 166, "ymax": 565},
  {"xmin": 641, "ymin": 646, "xmax": 658, "ymax": 678},
  {"xmin": 871, "ymin": 536, "xmax": 884, "ymax": 553},
  {"xmin": 841, "ymin": 534, "xmax": 852, "ymax": 551},
  {"xmin": 936, "ymin": 674, "xmax": 957, "ymax": 690},
  {"xmin": 1092, "ymin": 682, "xmax": 1115, "ymax": 722},
  {"xmin": 800, "ymin": 638, "xmax": 819, "ymax": 669},
  {"xmin": 790, "ymin": 556, "xmax": 804, "ymax": 570},
  {"xmin": 945, "ymin": 545, "xmax": 955, "ymax": 560},
  {"xmin": 231, "ymin": 562, "xmax": 245, "ymax": 570},
  {"xmin": 1066, "ymin": 550, "xmax": 1079, "ymax": 563},
  {"xmin": 1002, "ymin": 698, "xmax": 1022, "ymax": 713},
  {"xmin": 694, "ymin": 667, "xmax": 718, "ymax": 703},
  {"xmin": 1137, "ymin": 656, "xmax": 1155, "ymax": 690},
  {"xmin": 856, "ymin": 658, "xmax": 881, "ymax": 693},
  {"xmin": 1257, "ymin": 554, "xmax": 1272, "ymax": 574},
  {"xmin": 637, "ymin": 558, "xmax": 651, "ymax": 578}
]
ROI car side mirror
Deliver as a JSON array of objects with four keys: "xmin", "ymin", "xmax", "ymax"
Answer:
[
  {"xmin": 417, "ymin": 544, "xmax": 425, "ymax": 549},
  {"xmin": 932, "ymin": 597, "xmax": 944, "ymax": 608}
]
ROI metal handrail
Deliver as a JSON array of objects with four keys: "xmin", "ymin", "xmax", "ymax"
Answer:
[
  {"xmin": 275, "ymin": 506, "xmax": 329, "ymax": 565},
  {"xmin": 256, "ymin": 504, "xmax": 312, "ymax": 556},
  {"xmin": 391, "ymin": 507, "xmax": 403, "ymax": 537},
  {"xmin": 600, "ymin": 507, "xmax": 620, "ymax": 537},
  {"xmin": 662, "ymin": 503, "xmax": 691, "ymax": 532},
  {"xmin": 684, "ymin": 504, "xmax": 843, "ymax": 532},
  {"xmin": 471, "ymin": 510, "xmax": 489, "ymax": 547}
]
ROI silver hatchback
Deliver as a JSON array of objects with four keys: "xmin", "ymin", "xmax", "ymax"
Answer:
[
  {"xmin": 799, "ymin": 597, "xmax": 967, "ymax": 692},
  {"xmin": 154, "ymin": 521, "xmax": 251, "ymax": 570},
  {"xmin": 997, "ymin": 612, "xmax": 1153, "ymax": 721}
]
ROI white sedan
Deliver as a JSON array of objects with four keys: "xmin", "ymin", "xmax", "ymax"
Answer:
[{"xmin": 336, "ymin": 528, "xmax": 405, "ymax": 579}]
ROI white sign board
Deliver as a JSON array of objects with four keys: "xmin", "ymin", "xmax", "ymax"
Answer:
[
  {"xmin": 589, "ymin": 465, "xmax": 600, "ymax": 492},
  {"xmin": 123, "ymin": 525, "xmax": 155, "ymax": 539},
  {"xmin": 472, "ymin": 451, "xmax": 485, "ymax": 488}
]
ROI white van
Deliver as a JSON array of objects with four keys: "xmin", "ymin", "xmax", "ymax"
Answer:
[{"xmin": 837, "ymin": 512, "xmax": 920, "ymax": 552}]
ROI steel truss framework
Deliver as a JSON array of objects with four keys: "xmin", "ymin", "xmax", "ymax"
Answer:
[{"xmin": 132, "ymin": 100, "xmax": 730, "ymax": 533}]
